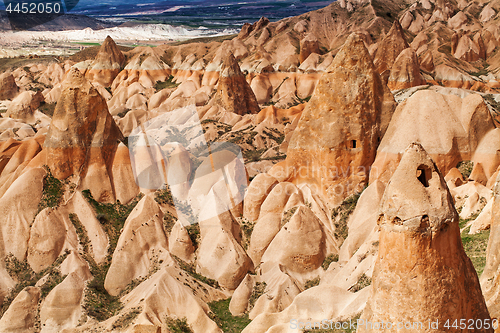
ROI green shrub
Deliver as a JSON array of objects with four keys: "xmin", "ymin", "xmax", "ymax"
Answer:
[
  {"xmin": 38, "ymin": 166, "xmax": 64, "ymax": 212},
  {"xmin": 331, "ymin": 193, "xmax": 362, "ymax": 243},
  {"xmin": 208, "ymin": 298, "xmax": 251, "ymax": 332},
  {"xmin": 322, "ymin": 254, "xmax": 339, "ymax": 270},
  {"xmin": 305, "ymin": 277, "xmax": 321, "ymax": 289},
  {"xmin": 154, "ymin": 75, "xmax": 180, "ymax": 92},
  {"xmin": 155, "ymin": 186, "xmax": 174, "ymax": 205},
  {"xmin": 348, "ymin": 273, "xmax": 371, "ymax": 293},
  {"xmin": 166, "ymin": 317, "xmax": 193, "ymax": 333},
  {"xmin": 69, "ymin": 213, "xmax": 90, "ymax": 253},
  {"xmin": 457, "ymin": 160, "xmax": 473, "ymax": 180}
]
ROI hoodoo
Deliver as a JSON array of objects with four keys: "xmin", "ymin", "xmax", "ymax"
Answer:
[
  {"xmin": 359, "ymin": 143, "xmax": 492, "ymax": 332},
  {"xmin": 43, "ymin": 68, "xmax": 123, "ymax": 201},
  {"xmin": 212, "ymin": 51, "xmax": 260, "ymax": 115},
  {"xmin": 283, "ymin": 33, "xmax": 395, "ymax": 205}
]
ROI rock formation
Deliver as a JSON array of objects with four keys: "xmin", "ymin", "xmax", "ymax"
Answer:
[
  {"xmin": 371, "ymin": 89, "xmax": 497, "ymax": 183},
  {"xmin": 5, "ymin": 90, "xmax": 44, "ymax": 123},
  {"xmin": 0, "ymin": 73, "xmax": 19, "ymax": 100},
  {"xmin": 387, "ymin": 47, "xmax": 424, "ymax": 90},
  {"xmin": 372, "ymin": 20, "xmax": 409, "ymax": 77},
  {"xmin": 283, "ymin": 33, "xmax": 395, "ymax": 205},
  {"xmin": 299, "ymin": 33, "xmax": 320, "ymax": 63},
  {"xmin": 481, "ymin": 171, "xmax": 500, "ymax": 321},
  {"xmin": 211, "ymin": 51, "xmax": 260, "ymax": 115},
  {"xmin": 359, "ymin": 143, "xmax": 492, "ymax": 332},
  {"xmin": 86, "ymin": 35, "xmax": 126, "ymax": 87},
  {"xmin": 43, "ymin": 68, "xmax": 123, "ymax": 202}
]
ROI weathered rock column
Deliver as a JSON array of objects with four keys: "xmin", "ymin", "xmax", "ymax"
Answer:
[{"xmin": 359, "ymin": 143, "xmax": 492, "ymax": 333}]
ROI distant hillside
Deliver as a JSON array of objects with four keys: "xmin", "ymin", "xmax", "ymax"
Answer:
[{"xmin": 0, "ymin": 12, "xmax": 116, "ymax": 31}]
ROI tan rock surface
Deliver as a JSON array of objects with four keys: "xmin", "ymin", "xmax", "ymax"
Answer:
[
  {"xmin": 197, "ymin": 208, "xmax": 252, "ymax": 290},
  {"xmin": 387, "ymin": 47, "xmax": 424, "ymax": 90},
  {"xmin": 0, "ymin": 286, "xmax": 40, "ymax": 332},
  {"xmin": 359, "ymin": 143, "xmax": 492, "ymax": 332},
  {"xmin": 243, "ymin": 173, "xmax": 278, "ymax": 222},
  {"xmin": 104, "ymin": 194, "xmax": 168, "ymax": 296},
  {"xmin": 0, "ymin": 167, "xmax": 45, "ymax": 260},
  {"xmin": 248, "ymin": 182, "xmax": 300, "ymax": 265},
  {"xmin": 40, "ymin": 272, "xmax": 86, "ymax": 332},
  {"xmin": 371, "ymin": 91, "xmax": 496, "ymax": 183},
  {"xmin": 6, "ymin": 90, "xmax": 44, "ymax": 123},
  {"xmin": 299, "ymin": 33, "xmax": 320, "ymax": 63},
  {"xmin": 260, "ymin": 206, "xmax": 326, "ymax": 274},
  {"xmin": 27, "ymin": 208, "xmax": 66, "ymax": 272}
]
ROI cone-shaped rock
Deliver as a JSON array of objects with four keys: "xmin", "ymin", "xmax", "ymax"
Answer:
[
  {"xmin": 0, "ymin": 73, "xmax": 19, "ymax": 100},
  {"xmin": 481, "ymin": 171, "xmax": 500, "ymax": 320},
  {"xmin": 43, "ymin": 68, "xmax": 123, "ymax": 200},
  {"xmin": 373, "ymin": 20, "xmax": 409, "ymax": 76},
  {"xmin": 359, "ymin": 143, "xmax": 492, "ymax": 332},
  {"xmin": 284, "ymin": 33, "xmax": 395, "ymax": 205},
  {"xmin": 299, "ymin": 33, "xmax": 320, "ymax": 63},
  {"xmin": 86, "ymin": 36, "xmax": 126, "ymax": 87},
  {"xmin": 387, "ymin": 47, "xmax": 424, "ymax": 90},
  {"xmin": 212, "ymin": 51, "xmax": 260, "ymax": 115}
]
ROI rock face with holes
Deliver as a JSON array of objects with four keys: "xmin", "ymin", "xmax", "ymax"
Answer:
[
  {"xmin": 43, "ymin": 68, "xmax": 123, "ymax": 201},
  {"xmin": 358, "ymin": 143, "xmax": 492, "ymax": 332},
  {"xmin": 211, "ymin": 51, "xmax": 260, "ymax": 115},
  {"xmin": 283, "ymin": 33, "xmax": 395, "ymax": 206}
]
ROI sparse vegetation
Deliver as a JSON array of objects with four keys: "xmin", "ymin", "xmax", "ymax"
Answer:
[
  {"xmin": 117, "ymin": 108, "xmax": 131, "ymax": 118},
  {"xmin": 185, "ymin": 223, "xmax": 201, "ymax": 248},
  {"xmin": 155, "ymin": 186, "xmax": 174, "ymax": 205},
  {"xmin": 248, "ymin": 281, "xmax": 267, "ymax": 311},
  {"xmin": 112, "ymin": 307, "xmax": 141, "ymax": 330},
  {"xmin": 460, "ymin": 216, "xmax": 490, "ymax": 276},
  {"xmin": 154, "ymin": 75, "xmax": 180, "ymax": 92},
  {"xmin": 82, "ymin": 253, "xmax": 122, "ymax": 321},
  {"xmin": 322, "ymin": 254, "xmax": 339, "ymax": 270},
  {"xmin": 348, "ymin": 273, "xmax": 372, "ymax": 293},
  {"xmin": 457, "ymin": 160, "xmax": 474, "ymax": 180},
  {"xmin": 2, "ymin": 250, "xmax": 69, "ymax": 316},
  {"xmin": 243, "ymin": 148, "xmax": 265, "ymax": 162},
  {"xmin": 166, "ymin": 317, "xmax": 194, "ymax": 333},
  {"xmin": 239, "ymin": 216, "xmax": 254, "ymax": 250},
  {"xmin": 282, "ymin": 207, "xmax": 298, "ymax": 227},
  {"xmin": 305, "ymin": 277, "xmax": 321, "ymax": 289},
  {"xmin": 38, "ymin": 166, "xmax": 64, "ymax": 213},
  {"xmin": 38, "ymin": 102, "xmax": 57, "ymax": 117},
  {"xmin": 163, "ymin": 211, "xmax": 177, "ymax": 234},
  {"xmin": 172, "ymin": 254, "xmax": 220, "ymax": 289},
  {"xmin": 81, "ymin": 189, "xmax": 143, "ymax": 254},
  {"xmin": 331, "ymin": 193, "xmax": 362, "ymax": 243},
  {"xmin": 69, "ymin": 213, "xmax": 90, "ymax": 253},
  {"xmin": 208, "ymin": 298, "xmax": 251, "ymax": 333}
]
